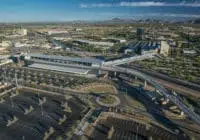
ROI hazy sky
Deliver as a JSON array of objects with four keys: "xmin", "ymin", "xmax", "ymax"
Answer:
[{"xmin": 0, "ymin": 0, "xmax": 200, "ymax": 22}]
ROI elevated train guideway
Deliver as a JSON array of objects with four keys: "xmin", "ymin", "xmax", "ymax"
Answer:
[{"xmin": 99, "ymin": 66, "xmax": 200, "ymax": 126}]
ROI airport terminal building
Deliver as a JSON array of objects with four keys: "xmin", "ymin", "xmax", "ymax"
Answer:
[{"xmin": 24, "ymin": 53, "xmax": 104, "ymax": 75}]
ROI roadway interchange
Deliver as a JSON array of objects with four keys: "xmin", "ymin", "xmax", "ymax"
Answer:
[{"xmin": 98, "ymin": 65, "xmax": 200, "ymax": 126}]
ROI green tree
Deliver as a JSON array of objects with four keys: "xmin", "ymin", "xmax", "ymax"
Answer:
[
  {"xmin": 56, "ymin": 136, "xmax": 63, "ymax": 140},
  {"xmin": 196, "ymin": 56, "xmax": 200, "ymax": 66}
]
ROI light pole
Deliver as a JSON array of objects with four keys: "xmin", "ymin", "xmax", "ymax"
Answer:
[
  {"xmin": 136, "ymin": 125, "xmax": 138, "ymax": 140},
  {"xmin": 38, "ymin": 91, "xmax": 44, "ymax": 116},
  {"xmin": 10, "ymin": 94, "xmax": 14, "ymax": 108},
  {"xmin": 15, "ymin": 73, "xmax": 18, "ymax": 88}
]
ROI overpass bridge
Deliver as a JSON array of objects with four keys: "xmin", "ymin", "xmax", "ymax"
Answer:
[{"xmin": 103, "ymin": 53, "xmax": 156, "ymax": 66}]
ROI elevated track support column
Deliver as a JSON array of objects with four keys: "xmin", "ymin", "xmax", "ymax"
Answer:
[
  {"xmin": 148, "ymin": 136, "xmax": 153, "ymax": 140},
  {"xmin": 135, "ymin": 76, "xmax": 138, "ymax": 80},
  {"xmin": 114, "ymin": 71, "xmax": 117, "ymax": 77},
  {"xmin": 98, "ymin": 69, "xmax": 102, "ymax": 75},
  {"xmin": 144, "ymin": 80, "xmax": 147, "ymax": 89}
]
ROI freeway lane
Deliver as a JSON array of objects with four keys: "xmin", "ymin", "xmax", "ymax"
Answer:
[{"xmin": 99, "ymin": 65, "xmax": 200, "ymax": 126}]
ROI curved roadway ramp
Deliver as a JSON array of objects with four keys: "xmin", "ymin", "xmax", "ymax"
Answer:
[{"xmin": 100, "ymin": 66, "xmax": 200, "ymax": 126}]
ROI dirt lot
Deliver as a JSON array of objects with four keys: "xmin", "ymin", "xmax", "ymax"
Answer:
[{"xmin": 74, "ymin": 83, "xmax": 118, "ymax": 94}]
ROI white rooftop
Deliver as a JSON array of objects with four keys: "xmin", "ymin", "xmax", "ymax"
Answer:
[
  {"xmin": 29, "ymin": 63, "xmax": 90, "ymax": 75},
  {"xmin": 27, "ymin": 53, "xmax": 104, "ymax": 64}
]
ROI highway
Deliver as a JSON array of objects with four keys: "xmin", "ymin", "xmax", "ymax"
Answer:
[{"xmin": 98, "ymin": 65, "xmax": 200, "ymax": 126}]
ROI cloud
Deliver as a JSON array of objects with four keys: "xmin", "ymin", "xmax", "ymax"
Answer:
[
  {"xmin": 143, "ymin": 13, "xmax": 200, "ymax": 18},
  {"xmin": 80, "ymin": 3, "xmax": 113, "ymax": 8},
  {"xmin": 80, "ymin": 4, "xmax": 88, "ymax": 8},
  {"xmin": 80, "ymin": 1, "xmax": 200, "ymax": 8},
  {"xmin": 119, "ymin": 1, "xmax": 200, "ymax": 7},
  {"xmin": 119, "ymin": 2, "xmax": 165, "ymax": 7}
]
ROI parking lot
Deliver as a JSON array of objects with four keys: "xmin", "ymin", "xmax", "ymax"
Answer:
[
  {"xmin": 89, "ymin": 116, "xmax": 189, "ymax": 140},
  {"xmin": 0, "ymin": 88, "xmax": 87, "ymax": 140}
]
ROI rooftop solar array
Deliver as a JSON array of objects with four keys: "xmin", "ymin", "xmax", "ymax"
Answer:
[
  {"xmin": 29, "ymin": 63, "xmax": 89, "ymax": 75},
  {"xmin": 27, "ymin": 53, "xmax": 104, "ymax": 65},
  {"xmin": 127, "ymin": 41, "xmax": 160, "ymax": 50}
]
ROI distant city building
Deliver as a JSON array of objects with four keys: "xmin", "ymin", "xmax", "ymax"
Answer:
[
  {"xmin": 41, "ymin": 44, "xmax": 51, "ymax": 49},
  {"xmin": 14, "ymin": 42, "xmax": 25, "ymax": 48},
  {"xmin": 182, "ymin": 49, "xmax": 197, "ymax": 55},
  {"xmin": 75, "ymin": 39, "xmax": 114, "ymax": 47},
  {"xmin": 105, "ymin": 38, "xmax": 127, "ymax": 43},
  {"xmin": 53, "ymin": 46, "xmax": 62, "ymax": 50},
  {"xmin": 0, "ymin": 47, "xmax": 8, "ymax": 54},
  {"xmin": 17, "ymin": 29, "xmax": 27, "ymax": 36},
  {"xmin": 136, "ymin": 28, "xmax": 145, "ymax": 40},
  {"xmin": 0, "ymin": 41, "xmax": 11, "ymax": 54},
  {"xmin": 75, "ymin": 28, "xmax": 83, "ymax": 31},
  {"xmin": 0, "ymin": 41, "xmax": 11, "ymax": 47},
  {"xmin": 0, "ymin": 55, "xmax": 12, "ymax": 66},
  {"xmin": 160, "ymin": 41, "xmax": 170, "ymax": 56},
  {"xmin": 47, "ymin": 29, "xmax": 68, "ymax": 35},
  {"xmin": 168, "ymin": 39, "xmax": 176, "ymax": 47}
]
